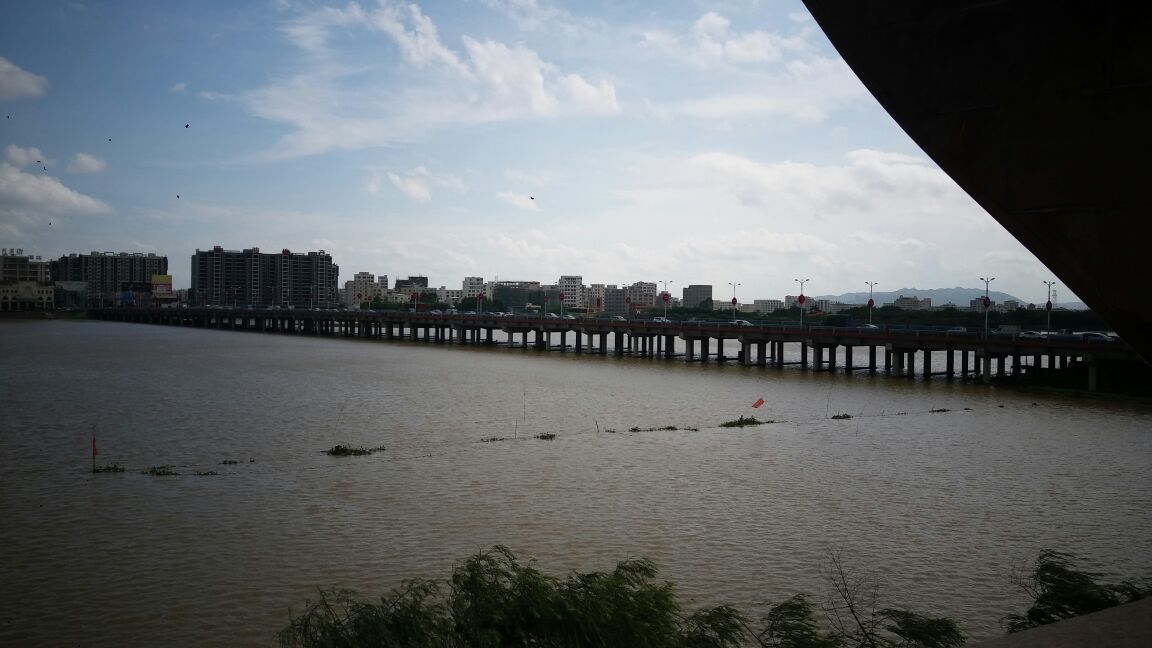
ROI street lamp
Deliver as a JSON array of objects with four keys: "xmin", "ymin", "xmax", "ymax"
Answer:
[
  {"xmin": 794, "ymin": 278, "xmax": 809, "ymax": 328},
  {"xmin": 980, "ymin": 276, "xmax": 995, "ymax": 334},
  {"xmin": 659, "ymin": 280, "xmax": 673, "ymax": 319},
  {"xmin": 865, "ymin": 281, "xmax": 878, "ymax": 324},
  {"xmin": 1043, "ymin": 280, "xmax": 1055, "ymax": 334},
  {"xmin": 728, "ymin": 282, "xmax": 740, "ymax": 322}
]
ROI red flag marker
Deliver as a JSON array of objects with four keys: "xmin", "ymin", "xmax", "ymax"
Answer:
[{"xmin": 752, "ymin": 398, "xmax": 765, "ymax": 409}]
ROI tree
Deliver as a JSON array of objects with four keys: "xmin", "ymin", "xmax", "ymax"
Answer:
[{"xmin": 1002, "ymin": 549, "xmax": 1152, "ymax": 632}]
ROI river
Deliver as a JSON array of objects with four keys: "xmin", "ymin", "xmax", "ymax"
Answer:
[{"xmin": 1, "ymin": 319, "xmax": 1149, "ymax": 646}]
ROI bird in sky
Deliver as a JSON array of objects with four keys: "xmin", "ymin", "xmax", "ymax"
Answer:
[
  {"xmin": 176, "ymin": 194, "xmax": 181, "ymax": 199},
  {"xmin": 185, "ymin": 124, "xmax": 189, "ymax": 128},
  {"xmin": 530, "ymin": 196, "xmax": 535, "ymax": 200}
]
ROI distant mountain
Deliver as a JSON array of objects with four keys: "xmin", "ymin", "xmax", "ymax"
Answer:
[{"xmin": 818, "ymin": 287, "xmax": 1027, "ymax": 308}]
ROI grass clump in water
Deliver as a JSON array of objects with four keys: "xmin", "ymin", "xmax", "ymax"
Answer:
[
  {"xmin": 325, "ymin": 445, "xmax": 375, "ymax": 457},
  {"xmin": 142, "ymin": 465, "xmax": 179, "ymax": 476},
  {"xmin": 929, "ymin": 408, "xmax": 951, "ymax": 413},
  {"xmin": 719, "ymin": 415, "xmax": 769, "ymax": 427},
  {"xmin": 194, "ymin": 470, "xmax": 218, "ymax": 476},
  {"xmin": 831, "ymin": 413, "xmax": 852, "ymax": 420},
  {"xmin": 534, "ymin": 433, "xmax": 557, "ymax": 440},
  {"xmin": 92, "ymin": 463, "xmax": 125, "ymax": 473}
]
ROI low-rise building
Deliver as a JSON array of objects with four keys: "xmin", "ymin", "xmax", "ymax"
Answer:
[{"xmin": 1, "ymin": 248, "xmax": 53, "ymax": 311}]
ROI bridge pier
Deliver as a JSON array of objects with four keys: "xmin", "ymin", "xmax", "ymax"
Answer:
[
  {"xmin": 922, "ymin": 350, "xmax": 931, "ymax": 378},
  {"xmin": 800, "ymin": 342, "xmax": 808, "ymax": 368}
]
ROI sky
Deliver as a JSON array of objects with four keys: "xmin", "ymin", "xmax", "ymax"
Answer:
[{"xmin": 0, "ymin": 0, "xmax": 1073, "ymax": 305}]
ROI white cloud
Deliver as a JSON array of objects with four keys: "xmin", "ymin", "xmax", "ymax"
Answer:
[
  {"xmin": 245, "ymin": 1, "xmax": 620, "ymax": 158},
  {"xmin": 496, "ymin": 191, "xmax": 540, "ymax": 211},
  {"xmin": 656, "ymin": 55, "xmax": 866, "ymax": 122},
  {"xmin": 370, "ymin": 2, "xmax": 467, "ymax": 72},
  {"xmin": 383, "ymin": 166, "xmax": 463, "ymax": 201},
  {"xmin": 4, "ymin": 144, "xmax": 49, "ymax": 168},
  {"xmin": 67, "ymin": 152, "xmax": 107, "ymax": 174},
  {"xmin": 641, "ymin": 11, "xmax": 810, "ymax": 69},
  {"xmin": 169, "ymin": 82, "xmax": 187, "ymax": 94},
  {"xmin": 0, "ymin": 57, "xmax": 48, "ymax": 101},
  {"xmin": 0, "ymin": 161, "xmax": 111, "ymax": 237}
]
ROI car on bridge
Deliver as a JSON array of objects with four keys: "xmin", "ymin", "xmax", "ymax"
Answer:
[
  {"xmin": 652, "ymin": 316, "xmax": 671, "ymax": 323},
  {"xmin": 733, "ymin": 319, "xmax": 754, "ymax": 327}
]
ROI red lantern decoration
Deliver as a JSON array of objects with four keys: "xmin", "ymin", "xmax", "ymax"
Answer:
[
  {"xmin": 867, "ymin": 298, "xmax": 874, "ymax": 308},
  {"xmin": 797, "ymin": 294, "xmax": 806, "ymax": 305}
]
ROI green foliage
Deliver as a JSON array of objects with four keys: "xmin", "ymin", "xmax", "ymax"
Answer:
[
  {"xmin": 281, "ymin": 546, "xmax": 747, "ymax": 648},
  {"xmin": 1002, "ymin": 549, "xmax": 1152, "ymax": 632}
]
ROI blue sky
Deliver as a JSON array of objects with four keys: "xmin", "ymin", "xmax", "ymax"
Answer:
[{"xmin": 0, "ymin": 0, "xmax": 1070, "ymax": 304}]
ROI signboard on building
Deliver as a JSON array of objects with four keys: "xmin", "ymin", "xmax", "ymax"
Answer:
[{"xmin": 152, "ymin": 274, "xmax": 173, "ymax": 294}]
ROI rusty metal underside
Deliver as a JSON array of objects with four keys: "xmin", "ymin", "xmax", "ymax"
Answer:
[{"xmin": 803, "ymin": 0, "xmax": 1152, "ymax": 362}]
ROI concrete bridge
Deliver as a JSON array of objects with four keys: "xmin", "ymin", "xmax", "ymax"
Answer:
[{"xmin": 92, "ymin": 308, "xmax": 1139, "ymax": 391}]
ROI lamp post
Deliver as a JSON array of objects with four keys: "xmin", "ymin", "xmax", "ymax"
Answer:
[
  {"xmin": 865, "ymin": 281, "xmax": 878, "ymax": 324},
  {"xmin": 980, "ymin": 276, "xmax": 995, "ymax": 334},
  {"xmin": 727, "ymin": 282, "xmax": 740, "ymax": 322},
  {"xmin": 1043, "ymin": 280, "xmax": 1055, "ymax": 334},
  {"xmin": 659, "ymin": 280, "xmax": 673, "ymax": 318},
  {"xmin": 794, "ymin": 278, "xmax": 809, "ymax": 328}
]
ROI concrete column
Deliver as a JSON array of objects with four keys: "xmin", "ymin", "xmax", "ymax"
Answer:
[
  {"xmin": 686, "ymin": 338, "xmax": 695, "ymax": 360},
  {"xmin": 614, "ymin": 332, "xmax": 625, "ymax": 356},
  {"xmin": 757, "ymin": 342, "xmax": 767, "ymax": 366},
  {"xmin": 869, "ymin": 345, "xmax": 877, "ymax": 373},
  {"xmin": 893, "ymin": 351, "xmax": 905, "ymax": 375},
  {"xmin": 814, "ymin": 346, "xmax": 825, "ymax": 370},
  {"xmin": 801, "ymin": 342, "xmax": 808, "ymax": 367},
  {"xmin": 996, "ymin": 356, "xmax": 1006, "ymax": 376},
  {"xmin": 701, "ymin": 338, "xmax": 710, "ymax": 361},
  {"xmin": 717, "ymin": 338, "xmax": 725, "ymax": 361},
  {"xmin": 665, "ymin": 334, "xmax": 676, "ymax": 358},
  {"xmin": 844, "ymin": 346, "xmax": 853, "ymax": 372},
  {"xmin": 576, "ymin": 331, "xmax": 583, "ymax": 353},
  {"xmin": 946, "ymin": 348, "xmax": 955, "ymax": 377},
  {"xmin": 961, "ymin": 350, "xmax": 969, "ymax": 376},
  {"xmin": 884, "ymin": 348, "xmax": 891, "ymax": 373},
  {"xmin": 922, "ymin": 350, "xmax": 931, "ymax": 378},
  {"xmin": 828, "ymin": 346, "xmax": 837, "ymax": 371},
  {"xmin": 1088, "ymin": 363, "xmax": 1099, "ymax": 391},
  {"xmin": 982, "ymin": 355, "xmax": 992, "ymax": 384}
]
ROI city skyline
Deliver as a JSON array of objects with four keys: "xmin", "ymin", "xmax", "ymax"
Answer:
[{"xmin": 0, "ymin": 1, "xmax": 1076, "ymax": 306}]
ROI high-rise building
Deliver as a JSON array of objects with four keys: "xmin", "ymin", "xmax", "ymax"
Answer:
[
  {"xmin": 585, "ymin": 284, "xmax": 606, "ymax": 312},
  {"xmin": 682, "ymin": 285, "xmax": 712, "ymax": 309},
  {"xmin": 557, "ymin": 275, "xmax": 584, "ymax": 308},
  {"xmin": 345, "ymin": 271, "xmax": 384, "ymax": 307},
  {"xmin": 190, "ymin": 246, "xmax": 338, "ymax": 307},
  {"xmin": 52, "ymin": 251, "xmax": 168, "ymax": 305},
  {"xmin": 629, "ymin": 282, "xmax": 657, "ymax": 309},
  {"xmin": 462, "ymin": 276, "xmax": 484, "ymax": 298},
  {"xmin": 394, "ymin": 276, "xmax": 429, "ymax": 294}
]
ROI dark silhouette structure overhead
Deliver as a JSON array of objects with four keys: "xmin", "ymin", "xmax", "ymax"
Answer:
[{"xmin": 803, "ymin": 1, "xmax": 1152, "ymax": 362}]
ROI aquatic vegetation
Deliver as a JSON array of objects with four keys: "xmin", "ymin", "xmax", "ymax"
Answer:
[
  {"xmin": 534, "ymin": 433, "xmax": 557, "ymax": 440},
  {"xmin": 930, "ymin": 408, "xmax": 951, "ymax": 413},
  {"xmin": 480, "ymin": 437, "xmax": 506, "ymax": 443},
  {"xmin": 719, "ymin": 415, "xmax": 770, "ymax": 427},
  {"xmin": 324, "ymin": 445, "xmax": 374, "ymax": 457},
  {"xmin": 194, "ymin": 470, "xmax": 218, "ymax": 476},
  {"xmin": 831, "ymin": 413, "xmax": 853, "ymax": 420},
  {"xmin": 92, "ymin": 463, "xmax": 125, "ymax": 473},
  {"xmin": 142, "ymin": 465, "xmax": 179, "ymax": 476}
]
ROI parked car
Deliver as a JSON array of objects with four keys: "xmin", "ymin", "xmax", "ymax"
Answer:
[{"xmin": 1080, "ymin": 331, "xmax": 1115, "ymax": 342}]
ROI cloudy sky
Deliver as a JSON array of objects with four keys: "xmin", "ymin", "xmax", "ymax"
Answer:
[{"xmin": 0, "ymin": 0, "xmax": 1070, "ymax": 304}]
